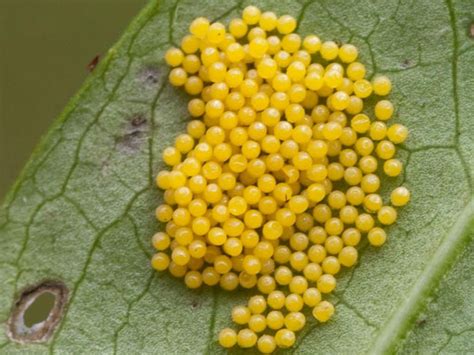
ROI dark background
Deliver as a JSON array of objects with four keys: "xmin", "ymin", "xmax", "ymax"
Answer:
[{"xmin": 0, "ymin": 0, "xmax": 146, "ymax": 199}]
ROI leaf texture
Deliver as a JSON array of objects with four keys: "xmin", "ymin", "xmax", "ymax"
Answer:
[{"xmin": 0, "ymin": 0, "xmax": 473, "ymax": 353}]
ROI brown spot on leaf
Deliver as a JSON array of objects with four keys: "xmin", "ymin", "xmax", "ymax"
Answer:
[
  {"xmin": 470, "ymin": 23, "xmax": 474, "ymax": 38},
  {"xmin": 140, "ymin": 66, "xmax": 160, "ymax": 85},
  {"xmin": 416, "ymin": 316, "xmax": 427, "ymax": 327},
  {"xmin": 116, "ymin": 115, "xmax": 149, "ymax": 154},
  {"xmin": 7, "ymin": 280, "xmax": 68, "ymax": 344},
  {"xmin": 87, "ymin": 55, "xmax": 100, "ymax": 72},
  {"xmin": 132, "ymin": 115, "xmax": 147, "ymax": 127},
  {"xmin": 401, "ymin": 59, "xmax": 412, "ymax": 69}
]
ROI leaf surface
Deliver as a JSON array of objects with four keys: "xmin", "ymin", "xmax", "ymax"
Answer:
[{"xmin": 1, "ymin": 0, "xmax": 473, "ymax": 353}]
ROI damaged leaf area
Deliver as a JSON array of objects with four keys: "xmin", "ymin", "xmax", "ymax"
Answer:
[
  {"xmin": 0, "ymin": 0, "xmax": 473, "ymax": 353},
  {"xmin": 7, "ymin": 281, "xmax": 68, "ymax": 344}
]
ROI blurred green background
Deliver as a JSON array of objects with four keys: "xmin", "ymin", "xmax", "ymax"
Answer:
[{"xmin": 0, "ymin": 0, "xmax": 146, "ymax": 200}]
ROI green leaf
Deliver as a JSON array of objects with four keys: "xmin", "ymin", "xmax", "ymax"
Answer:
[{"xmin": 1, "ymin": 0, "xmax": 473, "ymax": 353}]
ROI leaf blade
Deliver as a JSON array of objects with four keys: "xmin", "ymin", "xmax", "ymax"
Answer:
[{"xmin": 1, "ymin": 0, "xmax": 474, "ymax": 353}]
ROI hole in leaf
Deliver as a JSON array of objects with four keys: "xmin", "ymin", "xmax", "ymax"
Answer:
[
  {"xmin": 7, "ymin": 280, "xmax": 68, "ymax": 344},
  {"xmin": 23, "ymin": 291, "xmax": 56, "ymax": 328}
]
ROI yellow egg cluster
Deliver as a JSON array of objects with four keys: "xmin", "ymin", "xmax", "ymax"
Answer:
[{"xmin": 151, "ymin": 5, "xmax": 410, "ymax": 353}]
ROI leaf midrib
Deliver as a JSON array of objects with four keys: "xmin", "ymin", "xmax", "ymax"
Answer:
[
  {"xmin": 368, "ymin": 199, "xmax": 474, "ymax": 353},
  {"xmin": 367, "ymin": 1, "xmax": 472, "ymax": 351}
]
